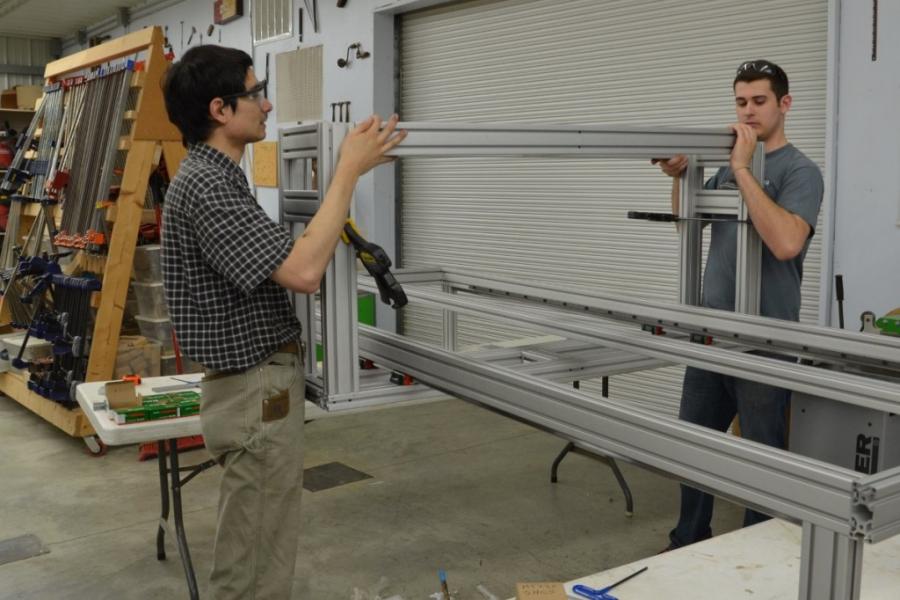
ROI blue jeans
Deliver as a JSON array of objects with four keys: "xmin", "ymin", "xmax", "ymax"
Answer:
[{"xmin": 669, "ymin": 365, "xmax": 791, "ymax": 548}]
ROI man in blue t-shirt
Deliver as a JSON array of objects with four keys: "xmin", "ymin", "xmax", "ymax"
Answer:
[{"xmin": 654, "ymin": 60, "xmax": 824, "ymax": 549}]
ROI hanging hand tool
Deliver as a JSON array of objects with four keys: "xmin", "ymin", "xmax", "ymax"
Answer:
[
  {"xmin": 835, "ymin": 274, "xmax": 845, "ymax": 329},
  {"xmin": 298, "ymin": 8, "xmax": 304, "ymax": 41},
  {"xmin": 303, "ymin": 0, "xmax": 319, "ymax": 32},
  {"xmin": 341, "ymin": 218, "xmax": 407, "ymax": 308}
]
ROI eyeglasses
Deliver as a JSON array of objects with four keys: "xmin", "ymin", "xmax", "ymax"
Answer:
[
  {"xmin": 220, "ymin": 79, "xmax": 268, "ymax": 104},
  {"xmin": 736, "ymin": 61, "xmax": 776, "ymax": 76}
]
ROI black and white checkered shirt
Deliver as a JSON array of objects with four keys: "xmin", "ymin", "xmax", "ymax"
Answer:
[{"xmin": 161, "ymin": 143, "xmax": 301, "ymax": 372}]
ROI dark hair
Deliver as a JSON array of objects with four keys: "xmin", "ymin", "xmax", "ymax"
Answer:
[
  {"xmin": 733, "ymin": 59, "xmax": 789, "ymax": 102},
  {"xmin": 162, "ymin": 45, "xmax": 253, "ymax": 145}
]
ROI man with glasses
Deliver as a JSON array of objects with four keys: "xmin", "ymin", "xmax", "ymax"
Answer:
[
  {"xmin": 161, "ymin": 45, "xmax": 406, "ymax": 598},
  {"xmin": 655, "ymin": 59, "xmax": 823, "ymax": 549}
]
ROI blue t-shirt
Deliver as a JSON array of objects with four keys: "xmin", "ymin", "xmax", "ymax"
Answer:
[{"xmin": 701, "ymin": 143, "xmax": 823, "ymax": 322}]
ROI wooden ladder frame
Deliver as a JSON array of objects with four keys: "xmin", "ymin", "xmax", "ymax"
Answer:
[{"xmin": 0, "ymin": 27, "xmax": 185, "ymax": 440}]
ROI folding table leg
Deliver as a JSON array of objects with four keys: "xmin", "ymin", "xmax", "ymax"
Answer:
[
  {"xmin": 168, "ymin": 438, "xmax": 200, "ymax": 600},
  {"xmin": 156, "ymin": 439, "xmax": 170, "ymax": 560}
]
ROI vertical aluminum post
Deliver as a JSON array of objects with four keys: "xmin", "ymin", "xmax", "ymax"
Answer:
[
  {"xmin": 278, "ymin": 125, "xmax": 319, "ymax": 386},
  {"xmin": 441, "ymin": 282, "xmax": 458, "ymax": 352},
  {"xmin": 799, "ymin": 522, "xmax": 863, "ymax": 600},
  {"xmin": 678, "ymin": 156, "xmax": 704, "ymax": 306},
  {"xmin": 320, "ymin": 123, "xmax": 360, "ymax": 399},
  {"xmin": 734, "ymin": 141, "xmax": 765, "ymax": 315}
]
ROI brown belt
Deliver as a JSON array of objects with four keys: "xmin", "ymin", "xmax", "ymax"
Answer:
[
  {"xmin": 204, "ymin": 342, "xmax": 301, "ymax": 377},
  {"xmin": 277, "ymin": 341, "xmax": 300, "ymax": 355}
]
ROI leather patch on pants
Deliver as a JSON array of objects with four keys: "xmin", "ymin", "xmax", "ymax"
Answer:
[{"xmin": 262, "ymin": 390, "xmax": 290, "ymax": 422}]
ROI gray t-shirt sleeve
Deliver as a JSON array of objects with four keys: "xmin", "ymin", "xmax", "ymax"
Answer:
[
  {"xmin": 774, "ymin": 164, "xmax": 823, "ymax": 234},
  {"xmin": 703, "ymin": 167, "xmax": 725, "ymax": 190}
]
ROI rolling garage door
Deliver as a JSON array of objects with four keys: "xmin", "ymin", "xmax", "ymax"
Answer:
[{"xmin": 398, "ymin": 0, "xmax": 827, "ymax": 415}]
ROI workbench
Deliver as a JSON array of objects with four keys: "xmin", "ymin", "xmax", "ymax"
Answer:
[{"xmin": 524, "ymin": 519, "xmax": 900, "ymax": 600}]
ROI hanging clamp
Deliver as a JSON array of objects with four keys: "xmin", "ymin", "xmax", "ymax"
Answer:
[{"xmin": 341, "ymin": 218, "xmax": 407, "ymax": 309}]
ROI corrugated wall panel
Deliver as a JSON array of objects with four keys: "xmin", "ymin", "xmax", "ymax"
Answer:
[
  {"xmin": 0, "ymin": 36, "xmax": 54, "ymax": 90},
  {"xmin": 399, "ymin": 0, "xmax": 827, "ymax": 416}
]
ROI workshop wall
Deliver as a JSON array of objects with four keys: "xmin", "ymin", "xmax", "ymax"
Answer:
[
  {"xmin": 0, "ymin": 35, "xmax": 56, "ymax": 91},
  {"xmin": 830, "ymin": 1, "xmax": 900, "ymax": 325}
]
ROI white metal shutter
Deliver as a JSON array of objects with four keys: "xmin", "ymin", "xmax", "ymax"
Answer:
[
  {"xmin": 399, "ymin": 0, "xmax": 827, "ymax": 415},
  {"xmin": 0, "ymin": 36, "xmax": 55, "ymax": 90}
]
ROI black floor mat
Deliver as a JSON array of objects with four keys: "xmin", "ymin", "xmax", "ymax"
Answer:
[
  {"xmin": 0, "ymin": 534, "xmax": 48, "ymax": 566},
  {"xmin": 303, "ymin": 461, "xmax": 372, "ymax": 492}
]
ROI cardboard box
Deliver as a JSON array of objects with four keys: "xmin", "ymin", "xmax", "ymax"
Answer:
[
  {"xmin": 515, "ymin": 582, "xmax": 567, "ymax": 600},
  {"xmin": 105, "ymin": 380, "xmax": 139, "ymax": 409},
  {"xmin": 0, "ymin": 89, "xmax": 14, "ymax": 109},
  {"xmin": 0, "ymin": 85, "xmax": 42, "ymax": 110}
]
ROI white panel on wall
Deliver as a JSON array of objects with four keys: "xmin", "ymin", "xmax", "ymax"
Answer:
[
  {"xmin": 253, "ymin": 0, "xmax": 292, "ymax": 45},
  {"xmin": 275, "ymin": 45, "xmax": 323, "ymax": 123},
  {"xmin": 399, "ymin": 0, "xmax": 827, "ymax": 416}
]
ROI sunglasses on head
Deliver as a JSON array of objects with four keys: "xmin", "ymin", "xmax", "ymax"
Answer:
[
  {"xmin": 736, "ymin": 61, "xmax": 777, "ymax": 76},
  {"xmin": 220, "ymin": 79, "xmax": 268, "ymax": 103}
]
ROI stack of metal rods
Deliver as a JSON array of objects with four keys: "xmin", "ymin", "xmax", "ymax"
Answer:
[
  {"xmin": 0, "ymin": 86, "xmax": 65, "ymax": 328},
  {"xmin": 46, "ymin": 82, "xmax": 87, "ymax": 203},
  {"xmin": 21, "ymin": 84, "xmax": 66, "ymax": 259},
  {"xmin": 0, "ymin": 97, "xmax": 48, "ymax": 270},
  {"xmin": 56, "ymin": 64, "xmax": 132, "ymax": 246},
  {"xmin": 0, "ymin": 61, "xmax": 137, "ymax": 333}
]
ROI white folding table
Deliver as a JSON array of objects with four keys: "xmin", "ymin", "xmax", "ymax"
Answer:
[
  {"xmin": 76, "ymin": 375, "xmax": 212, "ymax": 600},
  {"xmin": 528, "ymin": 519, "xmax": 900, "ymax": 600}
]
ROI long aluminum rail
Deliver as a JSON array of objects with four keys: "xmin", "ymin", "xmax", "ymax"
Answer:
[
  {"xmin": 392, "ymin": 267, "xmax": 900, "ymax": 372},
  {"xmin": 358, "ymin": 276, "xmax": 900, "ymax": 415},
  {"xmin": 359, "ymin": 324, "xmax": 879, "ymax": 534},
  {"xmin": 386, "ymin": 122, "xmax": 736, "ymax": 158}
]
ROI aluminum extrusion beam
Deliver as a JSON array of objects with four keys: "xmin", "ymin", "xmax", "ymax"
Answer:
[
  {"xmin": 385, "ymin": 122, "xmax": 736, "ymax": 158},
  {"xmin": 800, "ymin": 523, "xmax": 863, "ymax": 600},
  {"xmin": 357, "ymin": 324, "xmax": 863, "ymax": 534},
  {"xmin": 433, "ymin": 269, "xmax": 900, "ymax": 371},
  {"xmin": 328, "ymin": 337, "xmax": 666, "ymax": 411},
  {"xmin": 357, "ymin": 278, "xmax": 900, "ymax": 415},
  {"xmin": 734, "ymin": 148, "xmax": 766, "ymax": 315},
  {"xmin": 853, "ymin": 469, "xmax": 900, "ymax": 542},
  {"xmin": 695, "ymin": 189, "xmax": 744, "ymax": 214}
]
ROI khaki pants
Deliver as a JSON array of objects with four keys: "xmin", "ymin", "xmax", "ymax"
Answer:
[{"xmin": 200, "ymin": 349, "xmax": 305, "ymax": 600}]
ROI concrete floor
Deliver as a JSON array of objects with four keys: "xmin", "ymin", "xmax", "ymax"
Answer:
[{"xmin": 0, "ymin": 393, "xmax": 743, "ymax": 599}]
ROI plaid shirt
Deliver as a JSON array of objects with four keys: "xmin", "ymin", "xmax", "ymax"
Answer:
[{"xmin": 161, "ymin": 143, "xmax": 301, "ymax": 372}]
